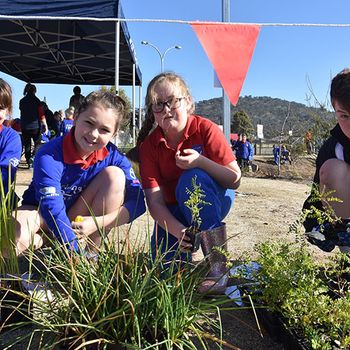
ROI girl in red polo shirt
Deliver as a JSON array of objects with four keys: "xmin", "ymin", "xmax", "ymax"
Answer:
[
  {"xmin": 132, "ymin": 72, "xmax": 241, "ymax": 294},
  {"xmin": 15, "ymin": 91, "xmax": 145, "ymax": 255}
]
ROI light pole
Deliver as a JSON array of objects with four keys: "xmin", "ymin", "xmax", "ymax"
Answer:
[{"xmin": 141, "ymin": 41, "xmax": 181, "ymax": 72}]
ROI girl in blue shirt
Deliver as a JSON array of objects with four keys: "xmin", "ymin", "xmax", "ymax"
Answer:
[
  {"xmin": 16, "ymin": 91, "xmax": 145, "ymax": 254},
  {"xmin": 0, "ymin": 78, "xmax": 21, "ymax": 198}
]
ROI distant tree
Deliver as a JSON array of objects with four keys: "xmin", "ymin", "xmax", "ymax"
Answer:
[
  {"xmin": 100, "ymin": 85, "xmax": 131, "ymax": 131},
  {"xmin": 309, "ymin": 113, "xmax": 336, "ymax": 151},
  {"xmin": 231, "ymin": 110, "xmax": 254, "ymax": 136}
]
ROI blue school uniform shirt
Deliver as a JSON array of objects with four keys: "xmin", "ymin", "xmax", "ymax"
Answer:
[
  {"xmin": 22, "ymin": 129, "xmax": 145, "ymax": 251},
  {"xmin": 60, "ymin": 119, "xmax": 74, "ymax": 135},
  {"xmin": 0, "ymin": 125, "xmax": 21, "ymax": 195}
]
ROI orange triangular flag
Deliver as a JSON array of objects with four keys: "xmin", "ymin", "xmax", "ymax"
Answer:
[{"xmin": 191, "ymin": 23, "xmax": 260, "ymax": 106}]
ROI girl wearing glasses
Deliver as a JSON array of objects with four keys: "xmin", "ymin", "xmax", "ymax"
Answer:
[{"xmin": 129, "ymin": 72, "xmax": 241, "ymax": 294}]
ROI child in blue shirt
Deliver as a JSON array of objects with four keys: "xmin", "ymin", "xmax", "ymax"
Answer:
[
  {"xmin": 0, "ymin": 78, "xmax": 21, "ymax": 197},
  {"xmin": 16, "ymin": 90, "xmax": 145, "ymax": 254},
  {"xmin": 60, "ymin": 106, "xmax": 75, "ymax": 136}
]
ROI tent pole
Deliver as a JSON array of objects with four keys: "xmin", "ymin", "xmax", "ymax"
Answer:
[
  {"xmin": 222, "ymin": 0, "xmax": 231, "ymax": 142},
  {"xmin": 132, "ymin": 63, "xmax": 136, "ymax": 146},
  {"xmin": 115, "ymin": 21, "xmax": 120, "ymax": 95},
  {"xmin": 138, "ymin": 85, "xmax": 142, "ymax": 130}
]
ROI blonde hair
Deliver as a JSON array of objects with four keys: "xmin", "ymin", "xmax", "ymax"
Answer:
[
  {"xmin": 126, "ymin": 73, "xmax": 194, "ymax": 163},
  {"xmin": 138, "ymin": 72, "xmax": 194, "ymax": 144},
  {"xmin": 65, "ymin": 106, "xmax": 75, "ymax": 119}
]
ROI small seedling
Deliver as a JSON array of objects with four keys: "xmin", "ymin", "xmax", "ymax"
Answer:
[{"xmin": 184, "ymin": 175, "xmax": 211, "ymax": 252}]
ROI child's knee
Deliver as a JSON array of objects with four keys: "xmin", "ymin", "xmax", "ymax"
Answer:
[
  {"xmin": 320, "ymin": 159, "xmax": 350, "ymax": 184},
  {"xmin": 100, "ymin": 166, "xmax": 126, "ymax": 191},
  {"xmin": 177, "ymin": 168, "xmax": 211, "ymax": 189}
]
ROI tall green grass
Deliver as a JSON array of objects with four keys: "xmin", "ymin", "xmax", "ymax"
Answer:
[
  {"xmin": 10, "ymin": 223, "xmax": 235, "ymax": 349},
  {"xmin": 0, "ymin": 168, "xmax": 19, "ymax": 276}
]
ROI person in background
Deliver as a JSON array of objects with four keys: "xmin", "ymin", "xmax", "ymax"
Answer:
[
  {"xmin": 305, "ymin": 129, "xmax": 314, "ymax": 154},
  {"xmin": 235, "ymin": 133, "xmax": 254, "ymax": 170},
  {"xmin": 15, "ymin": 91, "xmax": 145, "ymax": 256},
  {"xmin": 60, "ymin": 106, "xmax": 75, "ymax": 136},
  {"xmin": 272, "ymin": 144, "xmax": 280, "ymax": 165},
  {"xmin": 232, "ymin": 133, "xmax": 242, "ymax": 153},
  {"xmin": 50, "ymin": 111, "xmax": 62, "ymax": 138},
  {"xmin": 0, "ymin": 78, "xmax": 21, "ymax": 198},
  {"xmin": 303, "ymin": 68, "xmax": 350, "ymax": 253},
  {"xmin": 128, "ymin": 72, "xmax": 241, "ymax": 294},
  {"xmin": 69, "ymin": 86, "xmax": 85, "ymax": 111},
  {"xmin": 41, "ymin": 101, "xmax": 55, "ymax": 139},
  {"xmin": 281, "ymin": 145, "xmax": 292, "ymax": 165},
  {"xmin": 19, "ymin": 83, "xmax": 48, "ymax": 168}
]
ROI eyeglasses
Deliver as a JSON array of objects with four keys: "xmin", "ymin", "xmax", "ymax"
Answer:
[{"xmin": 151, "ymin": 97, "xmax": 184, "ymax": 113}]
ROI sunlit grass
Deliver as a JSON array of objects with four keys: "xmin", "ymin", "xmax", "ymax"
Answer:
[
  {"xmin": 0, "ymin": 168, "xmax": 19, "ymax": 277},
  {"xmin": 4, "ymin": 218, "xmax": 235, "ymax": 349}
]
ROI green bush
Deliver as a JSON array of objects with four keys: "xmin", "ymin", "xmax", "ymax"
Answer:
[{"xmin": 245, "ymin": 241, "xmax": 350, "ymax": 349}]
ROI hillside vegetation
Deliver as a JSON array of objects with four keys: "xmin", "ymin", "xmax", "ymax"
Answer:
[{"xmin": 195, "ymin": 95, "xmax": 335, "ymax": 138}]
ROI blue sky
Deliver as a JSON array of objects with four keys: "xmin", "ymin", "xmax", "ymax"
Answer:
[{"xmin": 2, "ymin": 0, "xmax": 350, "ymax": 117}]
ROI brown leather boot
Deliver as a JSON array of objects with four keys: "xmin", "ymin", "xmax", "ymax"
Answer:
[{"xmin": 198, "ymin": 224, "xmax": 228, "ymax": 294}]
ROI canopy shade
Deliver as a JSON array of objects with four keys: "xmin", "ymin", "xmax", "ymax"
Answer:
[{"xmin": 0, "ymin": 0, "xmax": 142, "ymax": 86}]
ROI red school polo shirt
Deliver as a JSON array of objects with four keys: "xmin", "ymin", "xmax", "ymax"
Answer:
[
  {"xmin": 63, "ymin": 128, "xmax": 109, "ymax": 170},
  {"xmin": 139, "ymin": 114, "xmax": 235, "ymax": 204}
]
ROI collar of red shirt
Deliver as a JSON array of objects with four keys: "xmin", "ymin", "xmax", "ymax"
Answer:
[
  {"xmin": 63, "ymin": 127, "xmax": 109, "ymax": 170},
  {"xmin": 0, "ymin": 124, "xmax": 2, "ymax": 132},
  {"xmin": 154, "ymin": 114, "xmax": 197, "ymax": 146}
]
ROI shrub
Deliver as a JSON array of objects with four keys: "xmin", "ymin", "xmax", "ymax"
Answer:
[{"xmin": 10, "ymin": 226, "xmax": 234, "ymax": 349}]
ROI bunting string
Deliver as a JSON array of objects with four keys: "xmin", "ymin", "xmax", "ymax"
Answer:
[{"xmin": 0, "ymin": 15, "xmax": 349, "ymax": 27}]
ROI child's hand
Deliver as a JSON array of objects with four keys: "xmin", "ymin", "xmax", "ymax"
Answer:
[
  {"xmin": 175, "ymin": 149, "xmax": 200, "ymax": 170},
  {"xmin": 175, "ymin": 228, "xmax": 193, "ymax": 252},
  {"xmin": 71, "ymin": 216, "xmax": 98, "ymax": 239}
]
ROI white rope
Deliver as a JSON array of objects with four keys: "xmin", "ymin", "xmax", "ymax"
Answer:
[{"xmin": 0, "ymin": 15, "xmax": 350, "ymax": 27}]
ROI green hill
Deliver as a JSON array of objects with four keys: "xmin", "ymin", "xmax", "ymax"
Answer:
[{"xmin": 195, "ymin": 96, "xmax": 334, "ymax": 139}]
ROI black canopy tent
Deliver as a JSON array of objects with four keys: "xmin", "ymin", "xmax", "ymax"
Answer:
[{"xmin": 0, "ymin": 0, "xmax": 142, "ymax": 87}]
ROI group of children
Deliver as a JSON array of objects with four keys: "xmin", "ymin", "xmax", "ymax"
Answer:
[
  {"xmin": 10, "ymin": 84, "xmax": 85, "ymax": 169},
  {"xmin": 0, "ymin": 72, "xmax": 241, "ymax": 295},
  {"xmin": 231, "ymin": 133, "xmax": 254, "ymax": 170},
  {"xmin": 1, "ymin": 68, "xmax": 350, "ymax": 295}
]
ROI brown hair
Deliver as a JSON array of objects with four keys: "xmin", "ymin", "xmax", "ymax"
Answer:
[
  {"xmin": 0, "ymin": 78, "xmax": 12, "ymax": 116},
  {"xmin": 126, "ymin": 72, "xmax": 194, "ymax": 162},
  {"xmin": 77, "ymin": 90, "xmax": 127, "ymax": 134},
  {"xmin": 330, "ymin": 68, "xmax": 350, "ymax": 113}
]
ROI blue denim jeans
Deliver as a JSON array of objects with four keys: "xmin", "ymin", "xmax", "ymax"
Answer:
[{"xmin": 151, "ymin": 168, "xmax": 235, "ymax": 262}]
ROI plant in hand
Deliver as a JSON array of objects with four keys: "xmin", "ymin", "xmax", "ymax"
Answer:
[{"xmin": 184, "ymin": 175, "xmax": 211, "ymax": 252}]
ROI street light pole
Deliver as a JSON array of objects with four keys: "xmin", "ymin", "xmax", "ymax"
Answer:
[{"xmin": 141, "ymin": 41, "xmax": 181, "ymax": 72}]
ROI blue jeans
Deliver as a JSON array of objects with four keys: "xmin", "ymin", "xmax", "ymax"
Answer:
[{"xmin": 151, "ymin": 168, "xmax": 235, "ymax": 262}]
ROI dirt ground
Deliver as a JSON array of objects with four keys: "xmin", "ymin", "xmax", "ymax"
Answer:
[{"xmin": 6, "ymin": 154, "xmax": 327, "ymax": 349}]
